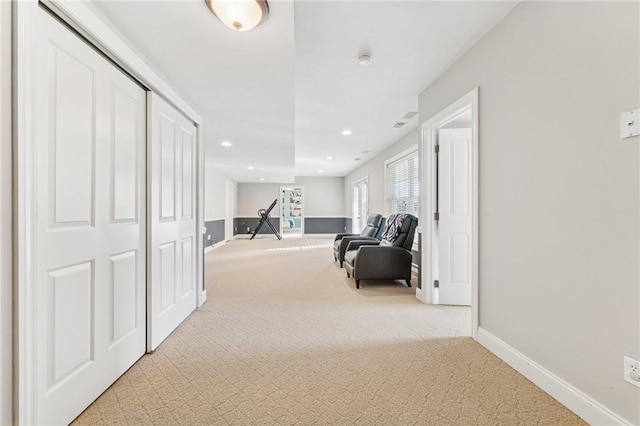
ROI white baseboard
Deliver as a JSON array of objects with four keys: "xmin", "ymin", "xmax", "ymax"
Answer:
[
  {"xmin": 477, "ymin": 328, "xmax": 632, "ymax": 426},
  {"xmin": 204, "ymin": 240, "xmax": 229, "ymax": 253},
  {"xmin": 198, "ymin": 290, "xmax": 207, "ymax": 307}
]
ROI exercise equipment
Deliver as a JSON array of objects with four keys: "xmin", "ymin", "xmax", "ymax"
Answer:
[{"xmin": 250, "ymin": 198, "xmax": 282, "ymax": 240}]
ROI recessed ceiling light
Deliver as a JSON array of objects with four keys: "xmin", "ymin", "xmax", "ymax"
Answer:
[
  {"xmin": 342, "ymin": 129, "xmax": 352, "ymax": 136},
  {"xmin": 358, "ymin": 53, "xmax": 372, "ymax": 66},
  {"xmin": 326, "ymin": 156, "xmax": 333, "ymax": 160},
  {"xmin": 318, "ymin": 170, "xmax": 324, "ymax": 174},
  {"xmin": 259, "ymin": 178, "xmax": 265, "ymax": 181},
  {"xmin": 221, "ymin": 141, "xmax": 232, "ymax": 147},
  {"xmin": 248, "ymin": 166, "xmax": 255, "ymax": 170},
  {"xmin": 354, "ymin": 158, "xmax": 361, "ymax": 161},
  {"xmin": 361, "ymin": 150, "xmax": 370, "ymax": 154}
]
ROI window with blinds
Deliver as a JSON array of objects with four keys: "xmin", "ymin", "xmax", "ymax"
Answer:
[
  {"xmin": 352, "ymin": 178, "xmax": 368, "ymax": 233},
  {"xmin": 386, "ymin": 150, "xmax": 419, "ymax": 217}
]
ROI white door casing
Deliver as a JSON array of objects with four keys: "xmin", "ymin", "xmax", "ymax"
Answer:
[
  {"xmin": 437, "ymin": 128, "xmax": 473, "ymax": 306},
  {"xmin": 34, "ymin": 8, "xmax": 147, "ymax": 424},
  {"xmin": 148, "ymin": 93, "xmax": 198, "ymax": 351},
  {"xmin": 419, "ymin": 87, "xmax": 478, "ymax": 339},
  {"xmin": 352, "ymin": 177, "xmax": 368, "ymax": 233}
]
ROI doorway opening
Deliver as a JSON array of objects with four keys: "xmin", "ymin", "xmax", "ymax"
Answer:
[
  {"xmin": 419, "ymin": 88, "xmax": 479, "ymax": 340},
  {"xmin": 352, "ymin": 177, "xmax": 369, "ymax": 233},
  {"xmin": 280, "ymin": 186, "xmax": 304, "ymax": 237}
]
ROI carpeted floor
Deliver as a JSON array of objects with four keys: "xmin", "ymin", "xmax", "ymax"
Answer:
[{"xmin": 73, "ymin": 236, "xmax": 586, "ymax": 425}]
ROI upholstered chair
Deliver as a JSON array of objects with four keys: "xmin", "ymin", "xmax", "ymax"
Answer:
[
  {"xmin": 343, "ymin": 214, "xmax": 418, "ymax": 289},
  {"xmin": 333, "ymin": 214, "xmax": 385, "ymax": 267}
]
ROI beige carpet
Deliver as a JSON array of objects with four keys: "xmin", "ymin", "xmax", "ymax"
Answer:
[{"xmin": 74, "ymin": 236, "xmax": 585, "ymax": 425}]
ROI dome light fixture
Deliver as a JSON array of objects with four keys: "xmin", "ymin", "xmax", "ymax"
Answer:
[
  {"xmin": 205, "ymin": 0, "xmax": 269, "ymax": 32},
  {"xmin": 358, "ymin": 53, "xmax": 372, "ymax": 66}
]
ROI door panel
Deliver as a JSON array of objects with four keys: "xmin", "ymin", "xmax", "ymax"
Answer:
[
  {"xmin": 438, "ymin": 128, "xmax": 472, "ymax": 306},
  {"xmin": 36, "ymin": 8, "xmax": 146, "ymax": 424},
  {"xmin": 149, "ymin": 93, "xmax": 198, "ymax": 350}
]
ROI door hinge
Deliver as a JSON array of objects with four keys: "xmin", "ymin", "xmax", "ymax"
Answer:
[
  {"xmin": 434, "ymin": 212, "xmax": 439, "ymax": 221},
  {"xmin": 434, "ymin": 280, "xmax": 439, "ymax": 288},
  {"xmin": 434, "ymin": 144, "xmax": 440, "ymax": 153}
]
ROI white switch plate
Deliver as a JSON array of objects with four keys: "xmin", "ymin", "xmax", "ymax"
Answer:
[
  {"xmin": 623, "ymin": 356, "xmax": 640, "ymax": 388},
  {"xmin": 620, "ymin": 109, "xmax": 640, "ymax": 138}
]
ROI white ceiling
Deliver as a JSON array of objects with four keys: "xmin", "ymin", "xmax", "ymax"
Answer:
[{"xmin": 90, "ymin": 0, "xmax": 518, "ymax": 183}]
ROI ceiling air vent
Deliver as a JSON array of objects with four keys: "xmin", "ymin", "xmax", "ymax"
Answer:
[
  {"xmin": 402, "ymin": 111, "xmax": 418, "ymax": 120},
  {"xmin": 393, "ymin": 122, "xmax": 406, "ymax": 128}
]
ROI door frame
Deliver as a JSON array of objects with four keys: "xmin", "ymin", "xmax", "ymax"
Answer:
[
  {"xmin": 14, "ymin": 1, "xmax": 204, "ymax": 422},
  {"xmin": 279, "ymin": 185, "xmax": 304, "ymax": 236},
  {"xmin": 351, "ymin": 176, "xmax": 369, "ymax": 233},
  {"xmin": 418, "ymin": 87, "xmax": 479, "ymax": 340}
]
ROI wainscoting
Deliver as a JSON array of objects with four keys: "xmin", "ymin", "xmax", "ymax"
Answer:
[{"xmin": 204, "ymin": 219, "xmax": 225, "ymax": 248}]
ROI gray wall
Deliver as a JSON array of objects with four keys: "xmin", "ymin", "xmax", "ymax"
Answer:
[
  {"xmin": 204, "ymin": 219, "xmax": 225, "ymax": 247},
  {"xmin": 418, "ymin": 2, "xmax": 639, "ymax": 422},
  {"xmin": 344, "ymin": 130, "xmax": 419, "ymax": 219},
  {"xmin": 237, "ymin": 177, "xmax": 346, "ymax": 234},
  {"xmin": 1, "ymin": 1, "xmax": 11, "ymax": 423}
]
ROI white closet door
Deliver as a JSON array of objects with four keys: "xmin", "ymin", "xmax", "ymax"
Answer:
[
  {"xmin": 437, "ymin": 128, "xmax": 472, "ymax": 306},
  {"xmin": 148, "ymin": 93, "xmax": 198, "ymax": 350},
  {"xmin": 35, "ymin": 8, "xmax": 146, "ymax": 424}
]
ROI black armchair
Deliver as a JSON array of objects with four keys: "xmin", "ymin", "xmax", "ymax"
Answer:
[
  {"xmin": 333, "ymin": 214, "xmax": 385, "ymax": 267},
  {"xmin": 344, "ymin": 214, "xmax": 418, "ymax": 289}
]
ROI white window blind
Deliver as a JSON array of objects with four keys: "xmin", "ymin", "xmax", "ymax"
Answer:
[{"xmin": 386, "ymin": 150, "xmax": 419, "ymax": 217}]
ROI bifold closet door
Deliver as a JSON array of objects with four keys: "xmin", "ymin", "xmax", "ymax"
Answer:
[
  {"xmin": 148, "ymin": 93, "xmax": 198, "ymax": 351},
  {"xmin": 34, "ymin": 7, "xmax": 147, "ymax": 425}
]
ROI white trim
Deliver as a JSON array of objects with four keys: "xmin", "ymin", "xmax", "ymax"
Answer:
[
  {"xmin": 304, "ymin": 233, "xmax": 336, "ymax": 238},
  {"xmin": 14, "ymin": 1, "xmax": 39, "ymax": 423},
  {"xmin": 204, "ymin": 240, "xmax": 227, "ymax": 253},
  {"xmin": 383, "ymin": 145, "xmax": 419, "ymax": 218},
  {"xmin": 304, "ymin": 215, "xmax": 350, "ymax": 219},
  {"xmin": 419, "ymin": 87, "xmax": 478, "ymax": 342},
  {"xmin": 196, "ymin": 121, "xmax": 205, "ymax": 308},
  {"xmin": 15, "ymin": 1, "xmax": 205, "ymax": 422},
  {"xmin": 384, "ymin": 145, "xmax": 420, "ymax": 167},
  {"xmin": 351, "ymin": 175, "xmax": 369, "ymax": 234},
  {"xmin": 0, "ymin": 1, "xmax": 12, "ymax": 424},
  {"xmin": 279, "ymin": 185, "xmax": 304, "ymax": 236},
  {"xmin": 478, "ymin": 328, "xmax": 632, "ymax": 426}
]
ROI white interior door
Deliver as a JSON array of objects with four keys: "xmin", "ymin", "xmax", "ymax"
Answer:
[
  {"xmin": 35, "ymin": 8, "xmax": 146, "ymax": 424},
  {"xmin": 437, "ymin": 128, "xmax": 472, "ymax": 305},
  {"xmin": 225, "ymin": 180, "xmax": 234, "ymax": 241},
  {"xmin": 148, "ymin": 93, "xmax": 198, "ymax": 350}
]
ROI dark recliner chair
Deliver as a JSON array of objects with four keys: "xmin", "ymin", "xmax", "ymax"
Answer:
[
  {"xmin": 333, "ymin": 214, "xmax": 385, "ymax": 267},
  {"xmin": 344, "ymin": 214, "xmax": 418, "ymax": 289}
]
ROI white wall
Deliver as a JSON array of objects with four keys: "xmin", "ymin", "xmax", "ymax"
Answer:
[
  {"xmin": 344, "ymin": 129, "xmax": 419, "ymax": 218},
  {"xmin": 294, "ymin": 176, "xmax": 344, "ymax": 217},
  {"xmin": 0, "ymin": 1, "xmax": 11, "ymax": 423},
  {"xmin": 204, "ymin": 162, "xmax": 227, "ymax": 221},
  {"xmin": 418, "ymin": 2, "xmax": 639, "ymax": 423}
]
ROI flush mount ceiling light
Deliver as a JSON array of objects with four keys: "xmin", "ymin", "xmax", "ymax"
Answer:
[
  {"xmin": 221, "ymin": 141, "xmax": 232, "ymax": 147},
  {"xmin": 341, "ymin": 129, "xmax": 352, "ymax": 136},
  {"xmin": 358, "ymin": 53, "xmax": 372, "ymax": 66},
  {"xmin": 205, "ymin": 0, "xmax": 269, "ymax": 32}
]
